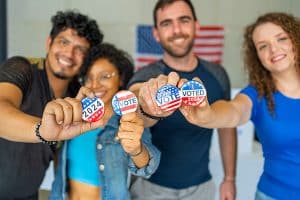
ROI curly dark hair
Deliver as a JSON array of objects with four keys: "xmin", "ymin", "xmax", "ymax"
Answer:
[
  {"xmin": 243, "ymin": 12, "xmax": 300, "ymax": 114},
  {"xmin": 80, "ymin": 43, "xmax": 134, "ymax": 90},
  {"xmin": 50, "ymin": 10, "xmax": 103, "ymax": 47},
  {"xmin": 153, "ymin": 0, "xmax": 197, "ymax": 27}
]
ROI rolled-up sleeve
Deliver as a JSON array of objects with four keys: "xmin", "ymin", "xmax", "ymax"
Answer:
[{"xmin": 128, "ymin": 128, "xmax": 160, "ymax": 178}]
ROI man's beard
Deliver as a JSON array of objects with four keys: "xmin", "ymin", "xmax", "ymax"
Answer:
[
  {"xmin": 161, "ymin": 38, "xmax": 194, "ymax": 58},
  {"xmin": 53, "ymin": 71, "xmax": 70, "ymax": 80}
]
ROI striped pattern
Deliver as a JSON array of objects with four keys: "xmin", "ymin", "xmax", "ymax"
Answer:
[
  {"xmin": 112, "ymin": 90, "xmax": 138, "ymax": 115},
  {"xmin": 135, "ymin": 25, "xmax": 224, "ymax": 71}
]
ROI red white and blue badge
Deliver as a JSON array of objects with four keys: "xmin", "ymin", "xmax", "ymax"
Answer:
[
  {"xmin": 81, "ymin": 97, "xmax": 105, "ymax": 122},
  {"xmin": 155, "ymin": 84, "xmax": 182, "ymax": 112},
  {"xmin": 181, "ymin": 80, "xmax": 206, "ymax": 106},
  {"xmin": 112, "ymin": 90, "xmax": 138, "ymax": 115}
]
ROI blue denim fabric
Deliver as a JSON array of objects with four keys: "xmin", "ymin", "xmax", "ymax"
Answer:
[{"xmin": 49, "ymin": 114, "xmax": 160, "ymax": 200}]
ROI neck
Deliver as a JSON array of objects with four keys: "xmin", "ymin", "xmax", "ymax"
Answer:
[
  {"xmin": 45, "ymin": 66, "xmax": 71, "ymax": 98},
  {"xmin": 273, "ymin": 67, "xmax": 300, "ymax": 98},
  {"xmin": 162, "ymin": 52, "xmax": 198, "ymax": 72}
]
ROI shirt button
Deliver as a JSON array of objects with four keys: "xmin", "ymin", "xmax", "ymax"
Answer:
[
  {"xmin": 97, "ymin": 144, "xmax": 102, "ymax": 150},
  {"xmin": 99, "ymin": 164, "xmax": 105, "ymax": 171}
]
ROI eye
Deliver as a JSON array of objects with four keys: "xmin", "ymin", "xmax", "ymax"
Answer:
[
  {"xmin": 179, "ymin": 16, "xmax": 191, "ymax": 24},
  {"xmin": 74, "ymin": 46, "xmax": 88, "ymax": 56},
  {"xmin": 278, "ymin": 37, "xmax": 288, "ymax": 42},
  {"xmin": 258, "ymin": 44, "xmax": 267, "ymax": 51},
  {"xmin": 59, "ymin": 38, "xmax": 69, "ymax": 46},
  {"xmin": 84, "ymin": 76, "xmax": 93, "ymax": 84},
  {"xmin": 160, "ymin": 20, "xmax": 171, "ymax": 27}
]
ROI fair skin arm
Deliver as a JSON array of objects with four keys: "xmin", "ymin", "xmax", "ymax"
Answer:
[
  {"xmin": 179, "ymin": 78, "xmax": 253, "ymax": 128},
  {"xmin": 218, "ymin": 128, "xmax": 237, "ymax": 200},
  {"xmin": 128, "ymin": 72, "xmax": 180, "ymax": 127},
  {"xmin": 0, "ymin": 83, "xmax": 104, "ymax": 142}
]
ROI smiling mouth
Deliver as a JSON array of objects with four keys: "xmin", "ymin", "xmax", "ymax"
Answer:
[{"xmin": 271, "ymin": 54, "xmax": 286, "ymax": 62}]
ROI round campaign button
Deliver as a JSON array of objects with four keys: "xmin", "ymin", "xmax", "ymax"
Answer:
[
  {"xmin": 81, "ymin": 97, "xmax": 105, "ymax": 122},
  {"xmin": 181, "ymin": 80, "xmax": 206, "ymax": 106},
  {"xmin": 155, "ymin": 84, "xmax": 182, "ymax": 112},
  {"xmin": 112, "ymin": 90, "xmax": 138, "ymax": 116}
]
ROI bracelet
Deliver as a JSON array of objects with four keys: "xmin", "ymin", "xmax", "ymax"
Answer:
[
  {"xmin": 129, "ymin": 144, "xmax": 144, "ymax": 157},
  {"xmin": 139, "ymin": 106, "xmax": 164, "ymax": 121},
  {"xmin": 35, "ymin": 121, "xmax": 57, "ymax": 145}
]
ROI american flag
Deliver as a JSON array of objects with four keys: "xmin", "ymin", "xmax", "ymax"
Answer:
[{"xmin": 135, "ymin": 25, "xmax": 224, "ymax": 71}]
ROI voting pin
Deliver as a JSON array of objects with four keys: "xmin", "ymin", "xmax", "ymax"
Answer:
[
  {"xmin": 181, "ymin": 80, "xmax": 207, "ymax": 106},
  {"xmin": 112, "ymin": 90, "xmax": 138, "ymax": 115},
  {"xmin": 155, "ymin": 84, "xmax": 182, "ymax": 112},
  {"xmin": 81, "ymin": 97, "xmax": 105, "ymax": 122}
]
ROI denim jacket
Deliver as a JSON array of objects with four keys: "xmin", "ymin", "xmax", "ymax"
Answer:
[{"xmin": 49, "ymin": 114, "xmax": 161, "ymax": 200}]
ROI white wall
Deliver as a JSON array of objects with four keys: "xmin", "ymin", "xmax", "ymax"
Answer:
[{"xmin": 7, "ymin": 0, "xmax": 300, "ymax": 88}]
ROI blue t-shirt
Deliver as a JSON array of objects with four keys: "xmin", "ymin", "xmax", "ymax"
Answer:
[
  {"xmin": 128, "ymin": 59, "xmax": 231, "ymax": 188},
  {"xmin": 67, "ymin": 128, "xmax": 102, "ymax": 186},
  {"xmin": 241, "ymin": 85, "xmax": 300, "ymax": 199}
]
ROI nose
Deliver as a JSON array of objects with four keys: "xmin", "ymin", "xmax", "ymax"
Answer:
[
  {"xmin": 270, "ymin": 42, "xmax": 278, "ymax": 53},
  {"xmin": 173, "ymin": 21, "xmax": 182, "ymax": 35},
  {"xmin": 63, "ymin": 44, "xmax": 76, "ymax": 57}
]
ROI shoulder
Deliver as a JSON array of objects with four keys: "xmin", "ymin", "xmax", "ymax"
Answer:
[
  {"xmin": 199, "ymin": 59, "xmax": 229, "ymax": 82},
  {"xmin": 199, "ymin": 59, "xmax": 231, "ymax": 100},
  {"xmin": 127, "ymin": 61, "xmax": 164, "ymax": 88}
]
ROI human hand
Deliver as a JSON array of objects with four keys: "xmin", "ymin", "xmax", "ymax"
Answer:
[
  {"xmin": 178, "ymin": 77, "xmax": 212, "ymax": 126},
  {"xmin": 117, "ymin": 112, "xmax": 144, "ymax": 155},
  {"xmin": 138, "ymin": 71, "xmax": 180, "ymax": 118},
  {"xmin": 39, "ymin": 97, "xmax": 105, "ymax": 142},
  {"xmin": 219, "ymin": 179, "xmax": 236, "ymax": 200}
]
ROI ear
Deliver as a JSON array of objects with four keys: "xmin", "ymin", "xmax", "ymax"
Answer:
[
  {"xmin": 152, "ymin": 27, "xmax": 160, "ymax": 43},
  {"xmin": 45, "ymin": 37, "xmax": 52, "ymax": 53}
]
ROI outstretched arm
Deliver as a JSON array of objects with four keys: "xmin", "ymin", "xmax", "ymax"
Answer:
[{"xmin": 179, "ymin": 78, "xmax": 252, "ymax": 128}]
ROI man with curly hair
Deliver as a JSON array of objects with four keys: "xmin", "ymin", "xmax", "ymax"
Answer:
[{"xmin": 0, "ymin": 10, "xmax": 103, "ymax": 199}]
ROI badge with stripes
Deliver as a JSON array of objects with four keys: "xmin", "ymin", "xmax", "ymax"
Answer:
[
  {"xmin": 181, "ymin": 80, "xmax": 207, "ymax": 106},
  {"xmin": 155, "ymin": 84, "xmax": 182, "ymax": 112},
  {"xmin": 112, "ymin": 90, "xmax": 138, "ymax": 115},
  {"xmin": 81, "ymin": 97, "xmax": 105, "ymax": 122}
]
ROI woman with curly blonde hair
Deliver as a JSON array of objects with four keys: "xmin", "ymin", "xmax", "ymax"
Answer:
[{"xmin": 180, "ymin": 12, "xmax": 300, "ymax": 200}]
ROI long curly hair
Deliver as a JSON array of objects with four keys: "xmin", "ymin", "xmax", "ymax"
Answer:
[{"xmin": 243, "ymin": 12, "xmax": 300, "ymax": 114}]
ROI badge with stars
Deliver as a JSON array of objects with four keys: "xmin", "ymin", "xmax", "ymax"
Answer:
[
  {"xmin": 81, "ymin": 97, "xmax": 105, "ymax": 122},
  {"xmin": 112, "ymin": 90, "xmax": 138, "ymax": 116},
  {"xmin": 155, "ymin": 84, "xmax": 182, "ymax": 112},
  {"xmin": 181, "ymin": 80, "xmax": 206, "ymax": 106}
]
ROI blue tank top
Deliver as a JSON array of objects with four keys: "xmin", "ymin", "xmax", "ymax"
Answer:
[{"xmin": 67, "ymin": 128, "xmax": 102, "ymax": 186}]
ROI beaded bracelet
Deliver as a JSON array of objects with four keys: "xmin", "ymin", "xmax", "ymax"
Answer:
[
  {"xmin": 139, "ymin": 106, "xmax": 164, "ymax": 121},
  {"xmin": 35, "ymin": 121, "xmax": 57, "ymax": 145}
]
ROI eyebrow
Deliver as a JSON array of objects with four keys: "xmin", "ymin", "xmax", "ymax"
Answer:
[{"xmin": 159, "ymin": 15, "xmax": 192, "ymax": 26}]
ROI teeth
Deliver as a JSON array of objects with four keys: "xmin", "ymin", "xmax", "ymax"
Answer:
[
  {"xmin": 58, "ymin": 58, "xmax": 72, "ymax": 67},
  {"xmin": 95, "ymin": 92, "xmax": 105, "ymax": 98},
  {"xmin": 173, "ymin": 38, "xmax": 185, "ymax": 44},
  {"xmin": 272, "ymin": 55, "xmax": 285, "ymax": 62}
]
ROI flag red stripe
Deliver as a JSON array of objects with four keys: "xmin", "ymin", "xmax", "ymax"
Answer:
[
  {"xmin": 199, "ymin": 27, "xmax": 224, "ymax": 31},
  {"xmin": 117, "ymin": 94, "xmax": 136, "ymax": 101},
  {"xmin": 195, "ymin": 35, "xmax": 224, "ymax": 39},
  {"xmin": 121, "ymin": 104, "xmax": 137, "ymax": 111}
]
